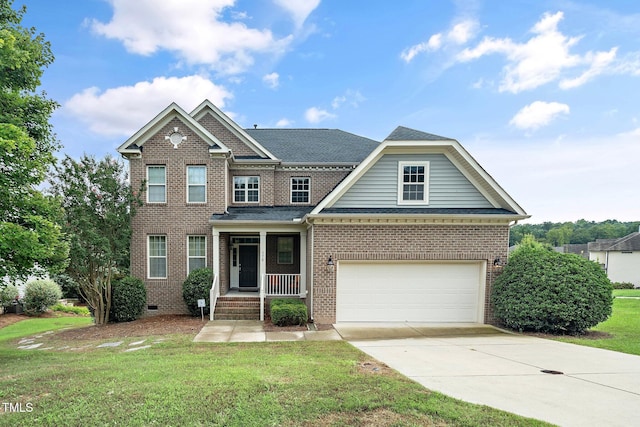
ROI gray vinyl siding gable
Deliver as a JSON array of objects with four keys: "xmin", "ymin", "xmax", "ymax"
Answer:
[{"xmin": 332, "ymin": 154, "xmax": 493, "ymax": 208}]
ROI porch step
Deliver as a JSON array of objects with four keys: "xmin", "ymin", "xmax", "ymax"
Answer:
[{"xmin": 214, "ymin": 296, "xmax": 261, "ymax": 320}]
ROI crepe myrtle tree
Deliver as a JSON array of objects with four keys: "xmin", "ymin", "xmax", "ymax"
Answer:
[{"xmin": 49, "ymin": 154, "xmax": 143, "ymax": 325}]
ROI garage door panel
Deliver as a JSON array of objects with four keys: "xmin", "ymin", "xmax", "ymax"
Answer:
[{"xmin": 336, "ymin": 262, "xmax": 484, "ymax": 323}]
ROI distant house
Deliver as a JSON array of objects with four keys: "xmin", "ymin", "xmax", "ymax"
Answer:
[
  {"xmin": 588, "ymin": 231, "xmax": 640, "ymax": 286},
  {"xmin": 117, "ymin": 100, "xmax": 529, "ymax": 324}
]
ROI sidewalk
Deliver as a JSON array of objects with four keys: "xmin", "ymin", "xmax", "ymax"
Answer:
[{"xmin": 193, "ymin": 320, "xmax": 342, "ymax": 342}]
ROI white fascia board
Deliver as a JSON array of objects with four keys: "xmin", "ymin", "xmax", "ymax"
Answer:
[
  {"xmin": 117, "ymin": 102, "xmax": 230, "ymax": 154},
  {"xmin": 305, "ymin": 212, "xmax": 530, "ymax": 224},
  {"xmin": 191, "ymin": 99, "xmax": 279, "ymax": 161}
]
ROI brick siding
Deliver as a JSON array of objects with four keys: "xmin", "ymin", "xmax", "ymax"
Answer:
[{"xmin": 310, "ymin": 223, "xmax": 509, "ymax": 324}]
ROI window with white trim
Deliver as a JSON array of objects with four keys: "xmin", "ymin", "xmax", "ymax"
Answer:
[
  {"xmin": 233, "ymin": 176, "xmax": 259, "ymax": 203},
  {"xmin": 147, "ymin": 166, "xmax": 166, "ymax": 203},
  {"xmin": 277, "ymin": 237, "xmax": 294, "ymax": 264},
  {"xmin": 290, "ymin": 177, "xmax": 310, "ymax": 204},
  {"xmin": 148, "ymin": 235, "xmax": 167, "ymax": 278},
  {"xmin": 188, "ymin": 236, "xmax": 206, "ymax": 273},
  {"xmin": 398, "ymin": 161, "xmax": 429, "ymax": 205},
  {"xmin": 187, "ymin": 166, "xmax": 206, "ymax": 203}
]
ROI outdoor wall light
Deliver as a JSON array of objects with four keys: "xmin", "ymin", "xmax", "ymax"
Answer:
[
  {"xmin": 493, "ymin": 257, "xmax": 503, "ymax": 267},
  {"xmin": 326, "ymin": 255, "xmax": 335, "ymax": 271}
]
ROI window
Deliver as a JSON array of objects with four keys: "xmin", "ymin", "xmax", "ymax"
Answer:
[
  {"xmin": 188, "ymin": 236, "xmax": 206, "ymax": 273},
  {"xmin": 147, "ymin": 166, "xmax": 166, "ymax": 203},
  {"xmin": 291, "ymin": 177, "xmax": 310, "ymax": 203},
  {"xmin": 233, "ymin": 176, "xmax": 259, "ymax": 203},
  {"xmin": 187, "ymin": 166, "xmax": 206, "ymax": 203},
  {"xmin": 277, "ymin": 237, "xmax": 294, "ymax": 264},
  {"xmin": 148, "ymin": 235, "xmax": 167, "ymax": 278},
  {"xmin": 398, "ymin": 161, "xmax": 429, "ymax": 205}
]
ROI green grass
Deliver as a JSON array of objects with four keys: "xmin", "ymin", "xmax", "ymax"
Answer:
[
  {"xmin": 556, "ymin": 297, "xmax": 640, "ymax": 355},
  {"xmin": 0, "ymin": 316, "xmax": 92, "ymax": 343},
  {"xmin": 0, "ymin": 319, "xmax": 549, "ymax": 426},
  {"xmin": 612, "ymin": 288, "xmax": 640, "ymax": 298}
]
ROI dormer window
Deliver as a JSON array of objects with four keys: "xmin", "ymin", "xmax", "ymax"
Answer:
[{"xmin": 398, "ymin": 161, "xmax": 429, "ymax": 205}]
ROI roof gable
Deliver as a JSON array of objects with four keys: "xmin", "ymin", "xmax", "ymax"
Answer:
[
  {"xmin": 190, "ymin": 100, "xmax": 278, "ymax": 160},
  {"xmin": 117, "ymin": 103, "xmax": 229, "ymax": 156},
  {"xmin": 386, "ymin": 126, "xmax": 454, "ymax": 141},
  {"xmin": 312, "ymin": 127, "xmax": 528, "ymax": 218},
  {"xmin": 590, "ymin": 232, "xmax": 640, "ymax": 251}
]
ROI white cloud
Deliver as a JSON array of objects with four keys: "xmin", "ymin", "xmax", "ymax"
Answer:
[
  {"xmin": 304, "ymin": 107, "xmax": 336, "ymax": 124},
  {"xmin": 273, "ymin": 0, "xmax": 321, "ymax": 28},
  {"xmin": 91, "ymin": 0, "xmax": 293, "ymax": 75},
  {"xmin": 331, "ymin": 89, "xmax": 365, "ymax": 109},
  {"xmin": 65, "ymin": 75, "xmax": 232, "ymax": 136},
  {"xmin": 509, "ymin": 101, "xmax": 570, "ymax": 130},
  {"xmin": 456, "ymin": 11, "xmax": 619, "ymax": 93},
  {"xmin": 263, "ymin": 72, "xmax": 280, "ymax": 89},
  {"xmin": 400, "ymin": 19, "xmax": 478, "ymax": 63},
  {"xmin": 276, "ymin": 118, "xmax": 293, "ymax": 127}
]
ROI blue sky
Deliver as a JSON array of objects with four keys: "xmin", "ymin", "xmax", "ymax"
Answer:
[{"xmin": 20, "ymin": 0, "xmax": 640, "ymax": 223}]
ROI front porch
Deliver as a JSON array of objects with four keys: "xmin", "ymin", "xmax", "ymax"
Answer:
[{"xmin": 209, "ymin": 224, "xmax": 308, "ymax": 321}]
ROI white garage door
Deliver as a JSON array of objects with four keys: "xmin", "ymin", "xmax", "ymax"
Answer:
[{"xmin": 336, "ymin": 261, "xmax": 485, "ymax": 323}]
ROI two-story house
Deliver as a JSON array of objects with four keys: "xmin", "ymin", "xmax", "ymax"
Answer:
[{"xmin": 117, "ymin": 100, "xmax": 529, "ymax": 324}]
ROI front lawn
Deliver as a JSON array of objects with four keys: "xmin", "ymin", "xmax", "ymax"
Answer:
[
  {"xmin": 555, "ymin": 296, "xmax": 640, "ymax": 356},
  {"xmin": 612, "ymin": 288, "xmax": 640, "ymax": 298},
  {"xmin": 0, "ymin": 319, "xmax": 549, "ymax": 426}
]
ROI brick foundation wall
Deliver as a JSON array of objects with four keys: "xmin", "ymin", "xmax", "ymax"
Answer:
[{"xmin": 310, "ymin": 222, "xmax": 509, "ymax": 324}]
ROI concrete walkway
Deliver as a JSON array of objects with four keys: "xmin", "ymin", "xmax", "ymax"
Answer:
[
  {"xmin": 341, "ymin": 324, "xmax": 640, "ymax": 427},
  {"xmin": 193, "ymin": 320, "xmax": 342, "ymax": 342}
]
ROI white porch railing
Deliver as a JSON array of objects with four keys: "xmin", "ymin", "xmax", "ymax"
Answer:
[
  {"xmin": 265, "ymin": 274, "xmax": 301, "ymax": 296},
  {"xmin": 209, "ymin": 273, "xmax": 220, "ymax": 321}
]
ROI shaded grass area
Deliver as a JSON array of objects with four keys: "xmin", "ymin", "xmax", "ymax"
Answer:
[
  {"xmin": 556, "ymin": 297, "xmax": 640, "ymax": 356},
  {"xmin": 0, "ymin": 316, "xmax": 92, "ymax": 343},
  {"xmin": 0, "ymin": 328, "xmax": 548, "ymax": 426}
]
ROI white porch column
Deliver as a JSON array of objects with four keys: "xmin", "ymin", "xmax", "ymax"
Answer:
[
  {"xmin": 212, "ymin": 228, "xmax": 220, "ymax": 276},
  {"xmin": 259, "ymin": 231, "xmax": 267, "ymax": 281},
  {"xmin": 299, "ymin": 231, "xmax": 307, "ymax": 297}
]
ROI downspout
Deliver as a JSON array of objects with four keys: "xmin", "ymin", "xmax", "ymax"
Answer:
[{"xmin": 304, "ymin": 217, "xmax": 314, "ymax": 321}]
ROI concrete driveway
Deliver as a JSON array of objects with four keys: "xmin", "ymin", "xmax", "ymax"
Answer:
[{"xmin": 335, "ymin": 323, "xmax": 640, "ymax": 427}]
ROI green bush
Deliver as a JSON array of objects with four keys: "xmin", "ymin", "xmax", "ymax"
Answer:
[
  {"xmin": 612, "ymin": 282, "xmax": 635, "ymax": 289},
  {"xmin": 270, "ymin": 298, "xmax": 307, "ymax": 326},
  {"xmin": 0, "ymin": 285, "xmax": 20, "ymax": 308},
  {"xmin": 23, "ymin": 279, "xmax": 62, "ymax": 316},
  {"xmin": 110, "ymin": 276, "xmax": 147, "ymax": 322},
  {"xmin": 52, "ymin": 303, "xmax": 91, "ymax": 316},
  {"xmin": 52, "ymin": 274, "xmax": 80, "ymax": 299},
  {"xmin": 182, "ymin": 268, "xmax": 213, "ymax": 316},
  {"xmin": 492, "ymin": 246, "xmax": 613, "ymax": 334}
]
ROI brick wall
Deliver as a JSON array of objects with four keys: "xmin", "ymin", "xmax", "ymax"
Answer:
[{"xmin": 310, "ymin": 222, "xmax": 509, "ymax": 324}]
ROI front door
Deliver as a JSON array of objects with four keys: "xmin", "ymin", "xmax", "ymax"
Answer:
[{"xmin": 238, "ymin": 245, "xmax": 258, "ymax": 288}]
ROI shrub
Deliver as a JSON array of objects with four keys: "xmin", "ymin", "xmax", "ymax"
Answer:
[
  {"xmin": 182, "ymin": 268, "xmax": 213, "ymax": 316},
  {"xmin": 270, "ymin": 298, "xmax": 307, "ymax": 326},
  {"xmin": 0, "ymin": 285, "xmax": 20, "ymax": 308},
  {"xmin": 52, "ymin": 303, "xmax": 91, "ymax": 316},
  {"xmin": 110, "ymin": 276, "xmax": 147, "ymax": 322},
  {"xmin": 23, "ymin": 279, "xmax": 62, "ymax": 316},
  {"xmin": 51, "ymin": 274, "xmax": 80, "ymax": 299},
  {"xmin": 492, "ymin": 246, "xmax": 613, "ymax": 334},
  {"xmin": 611, "ymin": 282, "xmax": 635, "ymax": 289}
]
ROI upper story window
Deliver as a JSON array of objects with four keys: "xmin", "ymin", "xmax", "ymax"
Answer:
[
  {"xmin": 398, "ymin": 161, "xmax": 429, "ymax": 205},
  {"xmin": 233, "ymin": 176, "xmax": 259, "ymax": 203},
  {"xmin": 187, "ymin": 166, "xmax": 206, "ymax": 203},
  {"xmin": 291, "ymin": 177, "xmax": 310, "ymax": 204},
  {"xmin": 147, "ymin": 166, "xmax": 166, "ymax": 203},
  {"xmin": 148, "ymin": 235, "xmax": 167, "ymax": 279}
]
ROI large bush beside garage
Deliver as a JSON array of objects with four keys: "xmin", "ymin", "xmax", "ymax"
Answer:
[
  {"xmin": 492, "ymin": 240, "xmax": 613, "ymax": 334},
  {"xmin": 182, "ymin": 268, "xmax": 212, "ymax": 316}
]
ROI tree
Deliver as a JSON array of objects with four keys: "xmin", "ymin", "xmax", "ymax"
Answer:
[
  {"xmin": 49, "ymin": 155, "xmax": 142, "ymax": 325},
  {"xmin": 0, "ymin": 1, "xmax": 67, "ymax": 282}
]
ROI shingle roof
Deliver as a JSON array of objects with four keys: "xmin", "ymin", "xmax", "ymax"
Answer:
[
  {"xmin": 210, "ymin": 206, "xmax": 314, "ymax": 222},
  {"xmin": 588, "ymin": 232, "xmax": 640, "ymax": 251},
  {"xmin": 385, "ymin": 126, "xmax": 454, "ymax": 141},
  {"xmin": 244, "ymin": 129, "xmax": 379, "ymax": 163}
]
